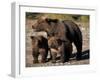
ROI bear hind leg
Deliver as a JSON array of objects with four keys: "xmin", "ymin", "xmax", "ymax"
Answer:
[{"xmin": 74, "ymin": 41, "xmax": 82, "ymax": 60}]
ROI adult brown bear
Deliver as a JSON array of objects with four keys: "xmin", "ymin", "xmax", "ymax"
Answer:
[
  {"xmin": 63, "ymin": 20, "xmax": 82, "ymax": 60},
  {"xmin": 32, "ymin": 17, "xmax": 82, "ymax": 63}
]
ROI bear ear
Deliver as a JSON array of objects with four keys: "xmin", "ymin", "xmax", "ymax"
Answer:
[
  {"xmin": 45, "ymin": 18, "xmax": 50, "ymax": 22},
  {"xmin": 45, "ymin": 18, "xmax": 58, "ymax": 24},
  {"xmin": 45, "ymin": 18, "xmax": 52, "ymax": 25},
  {"xmin": 53, "ymin": 19, "xmax": 58, "ymax": 23}
]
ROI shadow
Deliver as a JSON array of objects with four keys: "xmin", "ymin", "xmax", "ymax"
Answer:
[
  {"xmin": 7, "ymin": 74, "xmax": 15, "ymax": 78},
  {"xmin": 82, "ymin": 49, "xmax": 90, "ymax": 59},
  {"xmin": 71, "ymin": 49, "xmax": 90, "ymax": 60},
  {"xmin": 47, "ymin": 49, "xmax": 90, "ymax": 61}
]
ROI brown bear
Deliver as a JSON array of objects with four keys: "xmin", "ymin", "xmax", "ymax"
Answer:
[
  {"xmin": 62, "ymin": 20, "xmax": 82, "ymax": 60},
  {"xmin": 48, "ymin": 36, "xmax": 59, "ymax": 63},
  {"xmin": 48, "ymin": 36, "xmax": 72, "ymax": 63},
  {"xmin": 30, "ymin": 35, "xmax": 48, "ymax": 63},
  {"xmin": 32, "ymin": 17, "xmax": 82, "ymax": 62}
]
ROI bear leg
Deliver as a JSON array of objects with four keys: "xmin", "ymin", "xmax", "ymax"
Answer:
[
  {"xmin": 50, "ymin": 48, "xmax": 57, "ymax": 63},
  {"xmin": 32, "ymin": 51, "xmax": 39, "ymax": 63},
  {"xmin": 39, "ymin": 48, "xmax": 48, "ymax": 63},
  {"xmin": 74, "ymin": 41, "xmax": 82, "ymax": 60}
]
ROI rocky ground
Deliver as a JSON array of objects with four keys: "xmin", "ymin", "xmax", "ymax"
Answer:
[{"xmin": 25, "ymin": 19, "xmax": 89, "ymax": 67}]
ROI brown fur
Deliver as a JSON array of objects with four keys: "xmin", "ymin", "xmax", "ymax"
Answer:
[
  {"xmin": 31, "ymin": 36, "xmax": 48, "ymax": 63},
  {"xmin": 48, "ymin": 36, "xmax": 72, "ymax": 63},
  {"xmin": 32, "ymin": 18, "xmax": 82, "ymax": 62}
]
